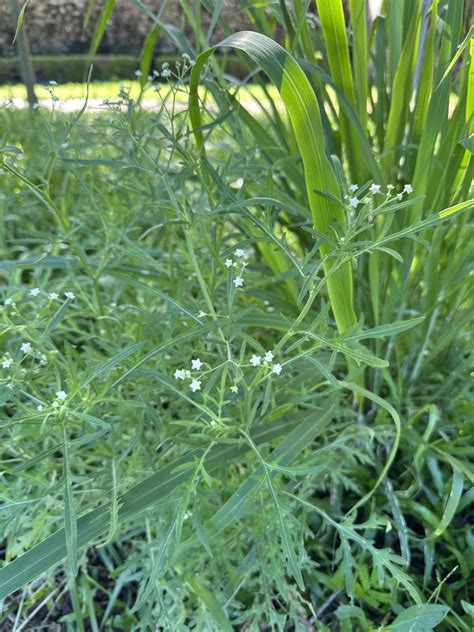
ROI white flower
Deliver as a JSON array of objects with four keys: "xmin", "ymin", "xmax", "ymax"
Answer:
[
  {"xmin": 264, "ymin": 351, "xmax": 274, "ymax": 362},
  {"xmin": 224, "ymin": 258, "xmax": 233, "ymax": 268},
  {"xmin": 161, "ymin": 69, "xmax": 171, "ymax": 78},
  {"xmin": 52, "ymin": 401, "xmax": 59, "ymax": 408},
  {"xmin": 174, "ymin": 369, "xmax": 186, "ymax": 380},
  {"xmin": 272, "ymin": 363, "xmax": 282, "ymax": 375},
  {"xmin": 134, "ymin": 70, "xmax": 142, "ymax": 77},
  {"xmin": 349, "ymin": 184, "xmax": 358, "ymax": 192},
  {"xmin": 191, "ymin": 358, "xmax": 203, "ymax": 370},
  {"xmin": 37, "ymin": 404, "xmax": 44, "ymax": 412},
  {"xmin": 250, "ymin": 354, "xmax": 262, "ymax": 367},
  {"xmin": 2, "ymin": 358, "xmax": 12, "ymax": 369},
  {"xmin": 235, "ymin": 248, "xmax": 245, "ymax": 258},
  {"xmin": 370, "ymin": 184, "xmax": 381, "ymax": 194},
  {"xmin": 20, "ymin": 342, "xmax": 32, "ymax": 353},
  {"xmin": 233, "ymin": 276, "xmax": 244, "ymax": 288},
  {"xmin": 56, "ymin": 390, "xmax": 67, "ymax": 401},
  {"xmin": 403, "ymin": 184, "xmax": 413, "ymax": 194},
  {"xmin": 64, "ymin": 291, "xmax": 75, "ymax": 300},
  {"xmin": 5, "ymin": 298, "xmax": 13, "ymax": 306},
  {"xmin": 230, "ymin": 385, "xmax": 238, "ymax": 394},
  {"xmin": 49, "ymin": 80, "xmax": 58, "ymax": 86},
  {"xmin": 387, "ymin": 184, "xmax": 395, "ymax": 191},
  {"xmin": 349, "ymin": 197, "xmax": 359, "ymax": 208},
  {"xmin": 30, "ymin": 288, "xmax": 41, "ymax": 297},
  {"xmin": 209, "ymin": 420, "xmax": 216, "ymax": 427},
  {"xmin": 190, "ymin": 379, "xmax": 201, "ymax": 392},
  {"xmin": 49, "ymin": 292, "xmax": 59, "ymax": 300}
]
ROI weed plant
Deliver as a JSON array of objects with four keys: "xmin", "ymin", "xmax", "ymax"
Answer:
[{"xmin": 0, "ymin": 1, "xmax": 473, "ymax": 630}]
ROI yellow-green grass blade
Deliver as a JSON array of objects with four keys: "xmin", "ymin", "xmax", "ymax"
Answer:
[
  {"xmin": 411, "ymin": 27, "xmax": 472, "ymax": 220},
  {"xmin": 452, "ymin": 35, "xmax": 474, "ymax": 194},
  {"xmin": 348, "ymin": 0, "xmax": 368, "ymax": 133},
  {"xmin": 299, "ymin": 59, "xmax": 383, "ymax": 183},
  {"xmin": 386, "ymin": 0, "xmax": 405, "ymax": 88},
  {"xmin": 292, "ymin": 0, "xmax": 317, "ymax": 62},
  {"xmin": 382, "ymin": 7, "xmax": 421, "ymax": 178},
  {"xmin": 316, "ymin": 0, "xmax": 367, "ymax": 183},
  {"xmin": 372, "ymin": 15, "xmax": 387, "ymax": 152},
  {"xmin": 411, "ymin": 0, "xmax": 439, "ymax": 150},
  {"xmin": 0, "ymin": 405, "xmax": 333, "ymax": 600},
  {"xmin": 87, "ymin": 0, "xmax": 116, "ymax": 60},
  {"xmin": 189, "ymin": 31, "xmax": 357, "ymax": 336}
]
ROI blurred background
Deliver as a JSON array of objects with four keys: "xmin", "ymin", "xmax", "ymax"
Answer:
[{"xmin": 1, "ymin": 0, "xmax": 252, "ymax": 87}]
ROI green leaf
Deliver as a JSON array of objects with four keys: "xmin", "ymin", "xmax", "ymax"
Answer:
[
  {"xmin": 185, "ymin": 575, "xmax": 233, "ymax": 631},
  {"xmin": 432, "ymin": 467, "xmax": 464, "ymax": 538},
  {"xmin": 344, "ymin": 316, "xmax": 425, "ymax": 341},
  {"xmin": 139, "ymin": 26, "xmax": 160, "ymax": 87},
  {"xmin": 461, "ymin": 601, "xmax": 474, "ymax": 616},
  {"xmin": 88, "ymin": 0, "xmax": 117, "ymax": 59},
  {"xmin": 389, "ymin": 604, "xmax": 449, "ymax": 631},
  {"xmin": 438, "ymin": 198, "xmax": 474, "ymax": 219},
  {"xmin": 63, "ymin": 432, "xmax": 78, "ymax": 577},
  {"xmin": 80, "ymin": 342, "xmax": 145, "ymax": 388},
  {"xmin": 335, "ymin": 604, "xmax": 368, "ymax": 625},
  {"xmin": 12, "ymin": 0, "xmax": 30, "ymax": 45},
  {"xmin": 316, "ymin": 0, "xmax": 366, "ymax": 182},
  {"xmin": 340, "ymin": 382, "xmax": 401, "ymax": 515}
]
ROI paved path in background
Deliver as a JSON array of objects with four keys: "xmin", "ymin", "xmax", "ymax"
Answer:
[{"xmin": 1, "ymin": 96, "xmax": 283, "ymax": 115}]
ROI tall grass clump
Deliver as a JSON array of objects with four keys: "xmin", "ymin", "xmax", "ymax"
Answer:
[{"xmin": 0, "ymin": 1, "xmax": 473, "ymax": 629}]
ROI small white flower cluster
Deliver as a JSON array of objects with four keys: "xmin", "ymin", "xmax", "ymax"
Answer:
[
  {"xmin": 1, "ymin": 356, "xmax": 12, "ymax": 369},
  {"xmin": 174, "ymin": 358, "xmax": 204, "ymax": 393},
  {"xmin": 346, "ymin": 182, "xmax": 414, "ymax": 208},
  {"xmin": 47, "ymin": 80, "xmax": 60, "ymax": 104},
  {"xmin": 161, "ymin": 63, "xmax": 172, "ymax": 78},
  {"xmin": 36, "ymin": 389, "xmax": 67, "ymax": 413},
  {"xmin": 249, "ymin": 350, "xmax": 282, "ymax": 375},
  {"xmin": 224, "ymin": 248, "xmax": 247, "ymax": 289},
  {"xmin": 1, "ymin": 342, "xmax": 48, "ymax": 368},
  {"xmin": 14, "ymin": 288, "xmax": 76, "ymax": 301},
  {"xmin": 52, "ymin": 390, "xmax": 67, "ymax": 407},
  {"xmin": 181, "ymin": 53, "xmax": 196, "ymax": 67}
]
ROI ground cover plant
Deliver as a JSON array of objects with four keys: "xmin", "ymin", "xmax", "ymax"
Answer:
[{"xmin": 0, "ymin": 0, "xmax": 473, "ymax": 630}]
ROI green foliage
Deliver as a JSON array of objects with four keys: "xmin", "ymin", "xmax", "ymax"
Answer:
[{"xmin": 0, "ymin": 1, "xmax": 473, "ymax": 630}]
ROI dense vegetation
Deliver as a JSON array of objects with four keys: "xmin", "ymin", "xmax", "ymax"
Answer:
[{"xmin": 0, "ymin": 1, "xmax": 473, "ymax": 630}]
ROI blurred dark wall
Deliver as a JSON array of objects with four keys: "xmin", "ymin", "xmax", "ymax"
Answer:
[{"xmin": 0, "ymin": 0, "xmax": 251, "ymax": 57}]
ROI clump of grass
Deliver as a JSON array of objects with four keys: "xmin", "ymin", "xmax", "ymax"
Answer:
[{"xmin": 0, "ymin": 2, "xmax": 473, "ymax": 630}]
